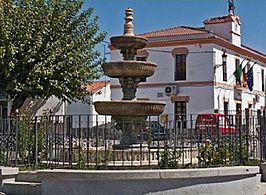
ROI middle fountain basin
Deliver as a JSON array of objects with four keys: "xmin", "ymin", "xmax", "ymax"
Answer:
[{"xmin": 102, "ymin": 61, "xmax": 157, "ymax": 78}]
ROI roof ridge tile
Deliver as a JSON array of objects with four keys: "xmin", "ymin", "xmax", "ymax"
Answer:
[{"xmin": 138, "ymin": 26, "xmax": 209, "ymax": 38}]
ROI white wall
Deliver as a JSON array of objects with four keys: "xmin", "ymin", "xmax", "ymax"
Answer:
[
  {"xmin": 213, "ymin": 46, "xmax": 265, "ymax": 112},
  {"xmin": 110, "ymin": 41, "xmax": 265, "ymax": 116},
  {"xmin": 205, "ymin": 21, "xmax": 241, "ymax": 46},
  {"xmin": 67, "ymin": 99, "xmax": 91, "ymax": 116},
  {"xmin": 91, "ymin": 84, "xmax": 111, "ymax": 126},
  {"xmin": 110, "ymin": 44, "xmax": 216, "ymax": 115},
  {"xmin": 66, "ymin": 84, "xmax": 111, "ymax": 128},
  {"xmin": 110, "ymin": 44, "xmax": 215, "ymax": 84},
  {"xmin": 35, "ymin": 96, "xmax": 66, "ymax": 116}
]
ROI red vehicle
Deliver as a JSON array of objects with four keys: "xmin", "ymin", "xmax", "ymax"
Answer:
[{"xmin": 195, "ymin": 113, "xmax": 236, "ymax": 135}]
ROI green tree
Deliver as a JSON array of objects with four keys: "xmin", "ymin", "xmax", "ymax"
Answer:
[{"xmin": 0, "ymin": 0, "xmax": 106, "ymax": 113}]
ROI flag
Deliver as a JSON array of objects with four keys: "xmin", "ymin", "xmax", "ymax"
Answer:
[
  {"xmin": 242, "ymin": 66, "xmax": 246, "ymax": 87},
  {"xmin": 234, "ymin": 59, "xmax": 245, "ymax": 84},
  {"xmin": 246, "ymin": 66, "xmax": 254, "ymax": 91},
  {"xmin": 246, "ymin": 62, "xmax": 257, "ymax": 91}
]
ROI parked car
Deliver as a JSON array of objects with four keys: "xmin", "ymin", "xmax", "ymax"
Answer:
[
  {"xmin": 139, "ymin": 121, "xmax": 171, "ymax": 141},
  {"xmin": 195, "ymin": 113, "xmax": 236, "ymax": 137}
]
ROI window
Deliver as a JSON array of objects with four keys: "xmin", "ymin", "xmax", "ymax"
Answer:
[
  {"xmin": 136, "ymin": 56, "xmax": 147, "ymax": 82},
  {"xmin": 175, "ymin": 101, "xmax": 186, "ymax": 115},
  {"xmin": 175, "ymin": 54, "xmax": 186, "ymax": 81},
  {"xmin": 223, "ymin": 101, "xmax": 229, "ymax": 116},
  {"xmin": 262, "ymin": 69, "xmax": 265, "ymax": 92},
  {"xmin": 175, "ymin": 101, "xmax": 187, "ymax": 128},
  {"xmin": 235, "ymin": 58, "xmax": 240, "ymax": 84},
  {"xmin": 223, "ymin": 60, "xmax": 227, "ymax": 82}
]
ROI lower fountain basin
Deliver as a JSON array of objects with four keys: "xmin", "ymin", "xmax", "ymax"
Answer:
[
  {"xmin": 94, "ymin": 100, "xmax": 165, "ymax": 116},
  {"xmin": 102, "ymin": 61, "xmax": 156, "ymax": 78}
]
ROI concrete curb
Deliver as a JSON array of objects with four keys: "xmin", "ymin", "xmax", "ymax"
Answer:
[
  {"xmin": 0, "ymin": 166, "xmax": 18, "ymax": 191},
  {"xmin": 37, "ymin": 166, "xmax": 259, "ymax": 180}
]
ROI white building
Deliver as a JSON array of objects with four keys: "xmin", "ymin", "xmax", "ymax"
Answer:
[
  {"xmin": 109, "ymin": 10, "xmax": 266, "ymax": 120},
  {"xmin": 66, "ymin": 80, "xmax": 111, "ymax": 128},
  {"xmin": 11, "ymin": 81, "xmax": 111, "ymax": 128}
]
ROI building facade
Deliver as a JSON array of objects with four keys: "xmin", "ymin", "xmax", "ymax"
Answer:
[
  {"xmin": 1, "ymin": 81, "xmax": 111, "ymax": 128},
  {"xmin": 109, "ymin": 12, "xmax": 266, "ymax": 121},
  {"xmin": 66, "ymin": 80, "xmax": 111, "ymax": 128}
]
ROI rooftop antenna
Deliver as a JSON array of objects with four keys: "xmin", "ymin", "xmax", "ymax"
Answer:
[{"xmin": 228, "ymin": 0, "xmax": 235, "ymax": 15}]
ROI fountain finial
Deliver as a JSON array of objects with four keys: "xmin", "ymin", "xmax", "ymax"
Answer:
[{"xmin": 124, "ymin": 8, "xmax": 134, "ymax": 36}]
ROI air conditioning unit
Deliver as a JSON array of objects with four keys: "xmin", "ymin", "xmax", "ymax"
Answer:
[{"xmin": 165, "ymin": 86, "xmax": 179, "ymax": 96}]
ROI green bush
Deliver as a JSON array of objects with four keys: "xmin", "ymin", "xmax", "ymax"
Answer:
[{"xmin": 159, "ymin": 145, "xmax": 181, "ymax": 169}]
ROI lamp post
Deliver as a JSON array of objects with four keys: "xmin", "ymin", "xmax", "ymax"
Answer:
[
  {"xmin": 222, "ymin": 52, "xmax": 227, "ymax": 66},
  {"xmin": 222, "ymin": 52, "xmax": 228, "ymax": 81},
  {"xmin": 215, "ymin": 51, "xmax": 228, "ymax": 111},
  {"xmin": 214, "ymin": 51, "xmax": 227, "ymax": 72}
]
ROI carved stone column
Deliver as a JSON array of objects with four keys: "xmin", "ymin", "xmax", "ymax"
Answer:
[{"xmin": 119, "ymin": 77, "xmax": 140, "ymax": 100}]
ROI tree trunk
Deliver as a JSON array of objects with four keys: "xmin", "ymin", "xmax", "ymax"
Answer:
[{"xmin": 11, "ymin": 94, "xmax": 28, "ymax": 115}]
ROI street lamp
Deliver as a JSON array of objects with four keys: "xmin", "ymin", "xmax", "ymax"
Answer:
[
  {"xmin": 222, "ymin": 51, "xmax": 227, "ymax": 81},
  {"xmin": 214, "ymin": 51, "xmax": 227, "ymax": 70},
  {"xmin": 222, "ymin": 51, "xmax": 227, "ymax": 66}
]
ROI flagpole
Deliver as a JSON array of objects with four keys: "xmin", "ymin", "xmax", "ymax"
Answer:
[
  {"xmin": 248, "ymin": 61, "xmax": 258, "ymax": 71},
  {"xmin": 242, "ymin": 59, "xmax": 251, "ymax": 70},
  {"xmin": 236, "ymin": 58, "xmax": 247, "ymax": 70}
]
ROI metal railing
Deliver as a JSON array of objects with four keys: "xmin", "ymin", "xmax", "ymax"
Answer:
[{"xmin": 0, "ymin": 111, "xmax": 265, "ymax": 169}]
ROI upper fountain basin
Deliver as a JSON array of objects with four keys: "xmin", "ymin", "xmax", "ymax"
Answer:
[
  {"xmin": 110, "ymin": 36, "xmax": 147, "ymax": 50},
  {"xmin": 102, "ymin": 61, "xmax": 157, "ymax": 78}
]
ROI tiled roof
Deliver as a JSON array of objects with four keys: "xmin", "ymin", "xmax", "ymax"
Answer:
[
  {"xmin": 139, "ymin": 26, "xmax": 208, "ymax": 38},
  {"xmin": 204, "ymin": 15, "xmax": 240, "ymax": 25},
  {"xmin": 241, "ymin": 45, "xmax": 266, "ymax": 58},
  {"xmin": 84, "ymin": 81, "xmax": 110, "ymax": 94},
  {"xmin": 204, "ymin": 15, "xmax": 231, "ymax": 24},
  {"xmin": 136, "ymin": 26, "xmax": 217, "ymax": 43}
]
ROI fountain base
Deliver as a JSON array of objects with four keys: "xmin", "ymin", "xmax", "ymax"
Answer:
[
  {"xmin": 113, "ymin": 115, "xmax": 146, "ymax": 147},
  {"xmin": 94, "ymin": 101, "xmax": 165, "ymax": 147}
]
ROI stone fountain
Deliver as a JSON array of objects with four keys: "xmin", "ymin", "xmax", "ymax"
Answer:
[{"xmin": 94, "ymin": 8, "xmax": 165, "ymax": 146}]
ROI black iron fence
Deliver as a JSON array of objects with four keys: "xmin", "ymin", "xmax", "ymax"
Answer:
[{"xmin": 0, "ymin": 111, "xmax": 265, "ymax": 169}]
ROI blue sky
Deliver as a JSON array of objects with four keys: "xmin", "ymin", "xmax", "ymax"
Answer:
[{"xmin": 85, "ymin": 0, "xmax": 266, "ymax": 55}]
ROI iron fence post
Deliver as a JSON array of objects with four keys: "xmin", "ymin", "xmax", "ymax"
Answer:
[
  {"xmin": 15, "ymin": 112, "xmax": 19, "ymax": 166},
  {"xmin": 190, "ymin": 114, "xmax": 193, "ymax": 166},
  {"xmin": 257, "ymin": 110, "xmax": 263, "ymax": 161},
  {"xmin": 34, "ymin": 116, "xmax": 38, "ymax": 168},
  {"xmin": 78, "ymin": 115, "xmax": 81, "ymax": 169}
]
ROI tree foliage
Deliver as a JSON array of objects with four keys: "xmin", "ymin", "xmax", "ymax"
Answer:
[{"xmin": 0, "ymin": 0, "xmax": 106, "ymax": 113}]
